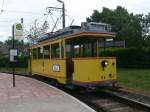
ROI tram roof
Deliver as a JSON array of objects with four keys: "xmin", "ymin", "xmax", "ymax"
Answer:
[{"xmin": 35, "ymin": 22, "xmax": 115, "ymax": 44}]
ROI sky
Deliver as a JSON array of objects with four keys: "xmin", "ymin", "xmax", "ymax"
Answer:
[{"xmin": 0, "ymin": 0, "xmax": 150, "ymax": 41}]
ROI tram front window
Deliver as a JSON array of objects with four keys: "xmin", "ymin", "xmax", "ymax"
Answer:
[
  {"xmin": 66, "ymin": 36, "xmax": 114, "ymax": 58},
  {"xmin": 66, "ymin": 37, "xmax": 97, "ymax": 58},
  {"xmin": 73, "ymin": 42, "xmax": 97, "ymax": 57}
]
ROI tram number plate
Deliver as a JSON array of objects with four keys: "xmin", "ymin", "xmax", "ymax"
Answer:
[{"xmin": 52, "ymin": 64, "xmax": 60, "ymax": 72}]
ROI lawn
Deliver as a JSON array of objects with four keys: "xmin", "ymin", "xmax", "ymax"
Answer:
[
  {"xmin": 118, "ymin": 69, "xmax": 150, "ymax": 92},
  {"xmin": 0, "ymin": 67, "xmax": 28, "ymax": 75}
]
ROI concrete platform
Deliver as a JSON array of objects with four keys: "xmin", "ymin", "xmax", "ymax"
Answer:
[{"xmin": 0, "ymin": 73, "xmax": 96, "ymax": 112}]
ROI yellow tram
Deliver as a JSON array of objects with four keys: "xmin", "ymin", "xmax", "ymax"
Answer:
[{"xmin": 28, "ymin": 22, "xmax": 117, "ymax": 87}]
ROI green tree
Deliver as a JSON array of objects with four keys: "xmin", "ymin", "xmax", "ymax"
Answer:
[
  {"xmin": 87, "ymin": 6, "xmax": 143, "ymax": 48},
  {"xmin": 0, "ymin": 41, "xmax": 4, "ymax": 55}
]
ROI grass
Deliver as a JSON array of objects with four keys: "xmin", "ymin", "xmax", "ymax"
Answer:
[
  {"xmin": 0, "ymin": 67, "xmax": 28, "ymax": 75},
  {"xmin": 118, "ymin": 68, "xmax": 150, "ymax": 92}
]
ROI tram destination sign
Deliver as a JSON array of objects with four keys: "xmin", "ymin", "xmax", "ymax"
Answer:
[{"xmin": 52, "ymin": 64, "xmax": 60, "ymax": 72}]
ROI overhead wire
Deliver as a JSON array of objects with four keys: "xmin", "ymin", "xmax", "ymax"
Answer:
[
  {"xmin": 66, "ymin": 14, "xmax": 74, "ymax": 25},
  {"xmin": 1, "ymin": 9, "xmax": 45, "ymax": 15},
  {"xmin": 45, "ymin": 3, "xmax": 67, "ymax": 31},
  {"xmin": 56, "ymin": 14, "xmax": 63, "ymax": 29},
  {"xmin": 49, "ymin": 12, "xmax": 58, "ymax": 30},
  {"xmin": 45, "ymin": 8, "xmax": 62, "ymax": 31},
  {"xmin": 141, "ymin": 9, "xmax": 150, "ymax": 11},
  {"xmin": 0, "ymin": 20, "xmax": 13, "ymax": 22}
]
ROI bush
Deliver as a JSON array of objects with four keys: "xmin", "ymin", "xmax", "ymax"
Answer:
[
  {"xmin": 0, "ymin": 56, "xmax": 28, "ymax": 68},
  {"xmin": 100, "ymin": 48, "xmax": 150, "ymax": 68},
  {"xmin": 0, "ymin": 57, "xmax": 10, "ymax": 68}
]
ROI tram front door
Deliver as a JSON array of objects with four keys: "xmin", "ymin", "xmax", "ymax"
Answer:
[{"xmin": 66, "ymin": 41, "xmax": 74, "ymax": 84}]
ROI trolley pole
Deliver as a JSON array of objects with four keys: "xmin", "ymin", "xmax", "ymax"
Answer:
[{"xmin": 12, "ymin": 24, "xmax": 15, "ymax": 88}]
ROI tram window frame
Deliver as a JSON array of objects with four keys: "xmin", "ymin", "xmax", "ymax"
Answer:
[
  {"xmin": 61, "ymin": 41, "xmax": 64, "ymax": 58},
  {"xmin": 32, "ymin": 48, "xmax": 37, "ymax": 59},
  {"xmin": 43, "ymin": 45, "xmax": 50, "ymax": 59},
  {"xmin": 38, "ymin": 47, "xmax": 43, "ymax": 59},
  {"xmin": 51, "ymin": 43, "xmax": 60, "ymax": 59}
]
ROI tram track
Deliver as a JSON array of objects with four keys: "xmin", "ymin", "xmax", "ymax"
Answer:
[
  {"xmin": 101, "ymin": 88, "xmax": 150, "ymax": 109},
  {"xmin": 64, "ymin": 89, "xmax": 150, "ymax": 112}
]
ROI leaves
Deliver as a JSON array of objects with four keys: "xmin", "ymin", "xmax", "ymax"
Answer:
[{"xmin": 87, "ymin": 6, "xmax": 146, "ymax": 48}]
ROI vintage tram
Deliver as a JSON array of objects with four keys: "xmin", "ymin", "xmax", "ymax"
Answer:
[{"xmin": 28, "ymin": 22, "xmax": 117, "ymax": 88}]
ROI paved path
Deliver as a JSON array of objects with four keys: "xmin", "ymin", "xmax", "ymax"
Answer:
[{"xmin": 0, "ymin": 73, "xmax": 95, "ymax": 112}]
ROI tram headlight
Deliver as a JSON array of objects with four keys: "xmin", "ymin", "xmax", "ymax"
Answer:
[
  {"xmin": 104, "ymin": 61, "xmax": 108, "ymax": 66},
  {"xmin": 101, "ymin": 60, "xmax": 109, "ymax": 68}
]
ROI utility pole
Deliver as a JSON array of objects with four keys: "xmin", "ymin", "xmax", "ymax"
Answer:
[
  {"xmin": 62, "ymin": 3, "xmax": 65, "ymax": 28},
  {"xmin": 21, "ymin": 18, "xmax": 24, "ymax": 56},
  {"xmin": 57, "ymin": 0, "xmax": 65, "ymax": 28},
  {"xmin": 12, "ymin": 24, "xmax": 15, "ymax": 87}
]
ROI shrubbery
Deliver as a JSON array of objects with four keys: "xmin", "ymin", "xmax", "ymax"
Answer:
[
  {"xmin": 0, "ymin": 56, "xmax": 28, "ymax": 68},
  {"xmin": 100, "ymin": 48, "xmax": 150, "ymax": 68}
]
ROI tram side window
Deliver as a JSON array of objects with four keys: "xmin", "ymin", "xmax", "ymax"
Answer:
[
  {"xmin": 38, "ymin": 47, "xmax": 43, "ymax": 59},
  {"xmin": 51, "ymin": 43, "xmax": 60, "ymax": 59},
  {"xmin": 43, "ymin": 45, "xmax": 50, "ymax": 59},
  {"xmin": 32, "ymin": 48, "xmax": 37, "ymax": 59}
]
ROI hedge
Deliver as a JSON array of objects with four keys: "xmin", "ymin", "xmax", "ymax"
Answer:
[
  {"xmin": 100, "ymin": 48, "xmax": 150, "ymax": 68},
  {"xmin": 0, "ymin": 56, "xmax": 28, "ymax": 68}
]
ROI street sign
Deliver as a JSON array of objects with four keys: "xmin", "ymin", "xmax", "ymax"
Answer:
[
  {"xmin": 14, "ymin": 23, "xmax": 24, "ymax": 40},
  {"xmin": 10, "ymin": 49, "xmax": 17, "ymax": 56},
  {"xmin": 10, "ymin": 49, "xmax": 18, "ymax": 62}
]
